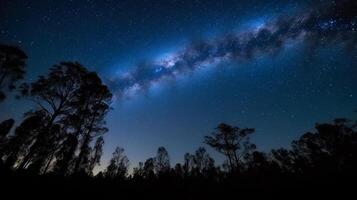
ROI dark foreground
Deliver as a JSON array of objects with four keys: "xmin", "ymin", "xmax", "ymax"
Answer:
[
  {"xmin": 1, "ymin": 170, "xmax": 355, "ymax": 199},
  {"xmin": 1, "ymin": 117, "xmax": 357, "ymax": 199}
]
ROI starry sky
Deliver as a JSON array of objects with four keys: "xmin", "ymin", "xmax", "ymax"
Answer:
[{"xmin": 0, "ymin": 0, "xmax": 356, "ymax": 169}]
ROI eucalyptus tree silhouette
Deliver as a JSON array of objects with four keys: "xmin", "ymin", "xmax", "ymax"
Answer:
[
  {"xmin": 0, "ymin": 44, "xmax": 27, "ymax": 101},
  {"xmin": 0, "ymin": 118, "xmax": 14, "ymax": 141},
  {"xmin": 52, "ymin": 134, "xmax": 78, "ymax": 175},
  {"xmin": 11, "ymin": 62, "xmax": 112, "ymax": 174},
  {"xmin": 193, "ymin": 147, "xmax": 215, "ymax": 175},
  {"xmin": 0, "ymin": 111, "xmax": 46, "ymax": 168},
  {"xmin": 271, "ymin": 148, "xmax": 295, "ymax": 173},
  {"xmin": 204, "ymin": 123, "xmax": 256, "ymax": 172},
  {"xmin": 105, "ymin": 146, "xmax": 129, "ymax": 179},
  {"xmin": 143, "ymin": 157, "xmax": 155, "ymax": 178},
  {"xmin": 155, "ymin": 147, "xmax": 170, "ymax": 175},
  {"xmin": 291, "ymin": 118, "xmax": 357, "ymax": 175},
  {"xmin": 17, "ymin": 62, "xmax": 87, "ymax": 173},
  {"xmin": 133, "ymin": 162, "xmax": 145, "ymax": 179},
  {"xmin": 0, "ymin": 119, "xmax": 14, "ymax": 157},
  {"xmin": 71, "ymin": 71, "xmax": 112, "ymax": 174},
  {"xmin": 183, "ymin": 152, "xmax": 195, "ymax": 175},
  {"xmin": 88, "ymin": 136, "xmax": 104, "ymax": 174}
]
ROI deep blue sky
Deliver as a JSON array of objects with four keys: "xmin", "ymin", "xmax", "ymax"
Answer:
[{"xmin": 1, "ymin": 0, "xmax": 356, "ymax": 170}]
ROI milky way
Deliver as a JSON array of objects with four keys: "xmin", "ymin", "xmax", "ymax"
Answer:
[{"xmin": 110, "ymin": 0, "xmax": 356, "ymax": 100}]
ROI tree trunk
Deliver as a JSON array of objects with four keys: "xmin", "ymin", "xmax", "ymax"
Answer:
[
  {"xmin": 18, "ymin": 111, "xmax": 58, "ymax": 170},
  {"xmin": 42, "ymin": 149, "xmax": 56, "ymax": 174},
  {"xmin": 74, "ymin": 133, "xmax": 91, "ymax": 173}
]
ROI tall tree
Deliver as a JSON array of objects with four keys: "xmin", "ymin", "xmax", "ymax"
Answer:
[
  {"xmin": 0, "ymin": 118, "xmax": 15, "ymax": 141},
  {"xmin": 105, "ymin": 146, "xmax": 129, "ymax": 179},
  {"xmin": 1, "ymin": 111, "xmax": 46, "ymax": 168},
  {"xmin": 154, "ymin": 146, "xmax": 170, "ymax": 175},
  {"xmin": 271, "ymin": 148, "xmax": 295, "ymax": 173},
  {"xmin": 17, "ymin": 62, "xmax": 87, "ymax": 173},
  {"xmin": 204, "ymin": 123, "xmax": 256, "ymax": 171},
  {"xmin": 72, "ymin": 72, "xmax": 112, "ymax": 174},
  {"xmin": 88, "ymin": 136, "xmax": 104, "ymax": 174},
  {"xmin": 27, "ymin": 123, "xmax": 65, "ymax": 173},
  {"xmin": 0, "ymin": 44, "xmax": 27, "ymax": 101},
  {"xmin": 245, "ymin": 151, "xmax": 271, "ymax": 175},
  {"xmin": 19, "ymin": 62, "xmax": 111, "ymax": 174},
  {"xmin": 15, "ymin": 62, "xmax": 111, "ymax": 174},
  {"xmin": 133, "ymin": 162, "xmax": 144, "ymax": 178},
  {"xmin": 183, "ymin": 153, "xmax": 195, "ymax": 175},
  {"xmin": 193, "ymin": 147, "xmax": 215, "ymax": 174},
  {"xmin": 143, "ymin": 158, "xmax": 155, "ymax": 178},
  {"xmin": 52, "ymin": 134, "xmax": 78, "ymax": 175},
  {"xmin": 290, "ymin": 118, "xmax": 357, "ymax": 175}
]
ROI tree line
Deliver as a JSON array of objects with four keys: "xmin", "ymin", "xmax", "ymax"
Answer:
[{"xmin": 1, "ymin": 44, "xmax": 357, "ymax": 196}]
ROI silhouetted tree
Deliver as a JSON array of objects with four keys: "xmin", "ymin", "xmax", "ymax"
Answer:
[
  {"xmin": 154, "ymin": 147, "xmax": 170, "ymax": 175},
  {"xmin": 17, "ymin": 62, "xmax": 88, "ymax": 173},
  {"xmin": 0, "ymin": 44, "xmax": 27, "ymax": 101},
  {"xmin": 183, "ymin": 152, "xmax": 195, "ymax": 175},
  {"xmin": 271, "ymin": 148, "xmax": 295, "ymax": 173},
  {"xmin": 52, "ymin": 134, "xmax": 78, "ymax": 175},
  {"xmin": 204, "ymin": 123, "xmax": 256, "ymax": 171},
  {"xmin": 105, "ymin": 146, "xmax": 129, "ymax": 179},
  {"xmin": 133, "ymin": 162, "xmax": 144, "ymax": 179},
  {"xmin": 88, "ymin": 136, "xmax": 104, "ymax": 174},
  {"xmin": 72, "ymin": 71, "xmax": 112, "ymax": 174},
  {"xmin": 15, "ymin": 62, "xmax": 111, "ymax": 175},
  {"xmin": 27, "ymin": 123, "xmax": 67, "ymax": 174},
  {"xmin": 174, "ymin": 163, "xmax": 184, "ymax": 178},
  {"xmin": 1, "ymin": 111, "xmax": 46, "ymax": 168},
  {"xmin": 290, "ymin": 118, "xmax": 357, "ymax": 175},
  {"xmin": 143, "ymin": 157, "xmax": 155, "ymax": 178},
  {"xmin": 73, "ymin": 140, "xmax": 92, "ymax": 175},
  {"xmin": 244, "ymin": 151, "xmax": 273, "ymax": 175},
  {"xmin": 0, "ymin": 118, "xmax": 14, "ymax": 142},
  {"xmin": 193, "ymin": 147, "xmax": 215, "ymax": 175}
]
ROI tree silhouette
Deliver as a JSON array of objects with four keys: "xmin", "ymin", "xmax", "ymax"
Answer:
[
  {"xmin": 71, "ymin": 71, "xmax": 112, "ymax": 174},
  {"xmin": 105, "ymin": 146, "xmax": 129, "ymax": 179},
  {"xmin": 271, "ymin": 148, "xmax": 295, "ymax": 173},
  {"xmin": 133, "ymin": 162, "xmax": 144, "ymax": 179},
  {"xmin": 245, "ymin": 151, "xmax": 274, "ymax": 175},
  {"xmin": 173, "ymin": 163, "xmax": 184, "ymax": 178},
  {"xmin": 154, "ymin": 147, "xmax": 170, "ymax": 175},
  {"xmin": 290, "ymin": 118, "xmax": 357, "ymax": 175},
  {"xmin": 10, "ymin": 62, "xmax": 112, "ymax": 175},
  {"xmin": 52, "ymin": 134, "xmax": 78, "ymax": 175},
  {"xmin": 193, "ymin": 147, "xmax": 215, "ymax": 175},
  {"xmin": 0, "ymin": 118, "xmax": 14, "ymax": 141},
  {"xmin": 88, "ymin": 136, "xmax": 104, "ymax": 174},
  {"xmin": 17, "ymin": 62, "xmax": 87, "ymax": 173},
  {"xmin": 28, "ymin": 123, "xmax": 65, "ymax": 174},
  {"xmin": 0, "ymin": 44, "xmax": 27, "ymax": 101},
  {"xmin": 1, "ymin": 111, "xmax": 46, "ymax": 168},
  {"xmin": 204, "ymin": 123, "xmax": 256, "ymax": 172},
  {"xmin": 183, "ymin": 152, "xmax": 195, "ymax": 175},
  {"xmin": 143, "ymin": 157, "xmax": 155, "ymax": 178}
]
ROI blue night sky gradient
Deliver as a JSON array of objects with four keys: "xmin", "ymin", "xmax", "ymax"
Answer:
[{"xmin": 0, "ymin": 0, "xmax": 356, "ymax": 170}]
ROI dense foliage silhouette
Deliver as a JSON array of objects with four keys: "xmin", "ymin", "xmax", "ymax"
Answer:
[
  {"xmin": 0, "ymin": 44, "xmax": 27, "ymax": 101},
  {"xmin": 0, "ymin": 44, "xmax": 356, "ymax": 198}
]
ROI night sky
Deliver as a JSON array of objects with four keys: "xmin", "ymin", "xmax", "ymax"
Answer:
[{"xmin": 1, "ymin": 0, "xmax": 356, "ymax": 170}]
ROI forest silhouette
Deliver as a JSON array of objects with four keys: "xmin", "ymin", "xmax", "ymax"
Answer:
[{"xmin": 0, "ymin": 43, "xmax": 356, "ymax": 198}]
